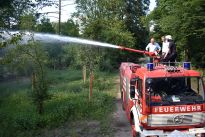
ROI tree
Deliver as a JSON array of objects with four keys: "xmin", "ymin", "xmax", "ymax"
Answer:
[
  {"xmin": 124, "ymin": 0, "xmax": 150, "ymax": 48},
  {"xmin": 44, "ymin": 43, "xmax": 64, "ymax": 70},
  {"xmin": 52, "ymin": 19, "xmax": 80, "ymax": 36},
  {"xmin": 1, "ymin": 12, "xmax": 50, "ymax": 114},
  {"xmin": 147, "ymin": 0, "xmax": 205, "ymax": 66},
  {"xmin": 79, "ymin": 46, "xmax": 102, "ymax": 100},
  {"xmin": 0, "ymin": 0, "xmax": 56, "ymax": 29},
  {"xmin": 74, "ymin": 0, "xmax": 136, "ymax": 65},
  {"xmin": 36, "ymin": 17, "xmax": 55, "ymax": 33},
  {"xmin": 60, "ymin": 19, "xmax": 79, "ymax": 37},
  {"xmin": 4, "ymin": 36, "xmax": 49, "ymax": 114},
  {"xmin": 19, "ymin": 14, "xmax": 36, "ymax": 30},
  {"xmin": 74, "ymin": 0, "xmax": 138, "ymax": 99}
]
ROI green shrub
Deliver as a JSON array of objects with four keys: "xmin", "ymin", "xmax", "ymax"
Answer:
[
  {"xmin": 0, "ymin": 69, "xmax": 116, "ymax": 137},
  {"xmin": 14, "ymin": 113, "xmax": 39, "ymax": 130}
]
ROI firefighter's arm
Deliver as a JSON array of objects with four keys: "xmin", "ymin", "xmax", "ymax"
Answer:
[
  {"xmin": 157, "ymin": 43, "xmax": 161, "ymax": 52},
  {"xmin": 164, "ymin": 50, "xmax": 169, "ymax": 59},
  {"xmin": 163, "ymin": 43, "xmax": 171, "ymax": 59},
  {"xmin": 145, "ymin": 44, "xmax": 150, "ymax": 51}
]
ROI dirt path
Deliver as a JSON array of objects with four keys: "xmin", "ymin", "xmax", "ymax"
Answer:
[{"xmin": 112, "ymin": 80, "xmax": 132, "ymax": 137}]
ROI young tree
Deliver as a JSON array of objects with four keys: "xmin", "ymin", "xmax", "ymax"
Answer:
[
  {"xmin": 4, "ymin": 38, "xmax": 49, "ymax": 114},
  {"xmin": 1, "ymin": 15, "xmax": 49, "ymax": 114},
  {"xmin": 78, "ymin": 46, "xmax": 102, "ymax": 100}
]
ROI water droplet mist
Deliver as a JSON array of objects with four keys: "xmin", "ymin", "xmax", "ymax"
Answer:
[{"xmin": 3, "ymin": 31, "xmax": 120, "ymax": 49}]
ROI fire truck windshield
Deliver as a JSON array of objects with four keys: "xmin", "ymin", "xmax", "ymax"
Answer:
[{"xmin": 146, "ymin": 77, "xmax": 205, "ymax": 106}]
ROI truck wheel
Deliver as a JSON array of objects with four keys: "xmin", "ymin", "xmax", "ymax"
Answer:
[
  {"xmin": 132, "ymin": 125, "xmax": 140, "ymax": 137},
  {"xmin": 135, "ymin": 132, "xmax": 140, "ymax": 137},
  {"xmin": 131, "ymin": 116, "xmax": 141, "ymax": 137}
]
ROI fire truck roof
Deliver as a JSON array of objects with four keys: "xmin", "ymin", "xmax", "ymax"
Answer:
[{"xmin": 135, "ymin": 63, "xmax": 201, "ymax": 78}]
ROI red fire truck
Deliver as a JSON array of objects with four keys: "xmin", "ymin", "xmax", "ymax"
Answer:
[{"xmin": 120, "ymin": 60, "xmax": 205, "ymax": 136}]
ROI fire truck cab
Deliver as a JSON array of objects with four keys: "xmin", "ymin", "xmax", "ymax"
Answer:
[{"xmin": 120, "ymin": 62, "xmax": 205, "ymax": 137}]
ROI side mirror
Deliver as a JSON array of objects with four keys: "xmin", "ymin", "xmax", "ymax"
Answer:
[
  {"xmin": 130, "ymin": 77, "xmax": 139, "ymax": 85},
  {"xmin": 130, "ymin": 77, "xmax": 139, "ymax": 99}
]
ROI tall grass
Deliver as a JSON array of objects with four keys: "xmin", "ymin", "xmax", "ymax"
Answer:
[{"xmin": 0, "ymin": 69, "xmax": 117, "ymax": 137}]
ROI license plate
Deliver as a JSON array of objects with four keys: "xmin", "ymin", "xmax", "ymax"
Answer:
[{"xmin": 189, "ymin": 128, "xmax": 205, "ymax": 133}]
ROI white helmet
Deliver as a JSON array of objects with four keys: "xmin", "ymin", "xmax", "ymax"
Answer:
[{"xmin": 165, "ymin": 35, "xmax": 172, "ymax": 40}]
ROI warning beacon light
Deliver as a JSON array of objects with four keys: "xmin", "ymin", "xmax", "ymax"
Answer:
[
  {"xmin": 147, "ymin": 63, "xmax": 154, "ymax": 71},
  {"xmin": 183, "ymin": 62, "xmax": 191, "ymax": 70}
]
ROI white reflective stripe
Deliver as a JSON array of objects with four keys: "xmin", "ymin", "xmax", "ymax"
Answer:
[
  {"xmin": 122, "ymin": 77, "xmax": 126, "ymax": 90},
  {"xmin": 141, "ymin": 128, "xmax": 205, "ymax": 136},
  {"xmin": 122, "ymin": 77, "xmax": 125, "ymax": 84},
  {"xmin": 142, "ymin": 130, "xmax": 164, "ymax": 136},
  {"xmin": 189, "ymin": 127, "xmax": 205, "ymax": 134},
  {"xmin": 131, "ymin": 106, "xmax": 141, "ymax": 132}
]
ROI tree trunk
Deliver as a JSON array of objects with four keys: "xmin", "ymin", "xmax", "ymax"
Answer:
[
  {"xmin": 59, "ymin": 57, "xmax": 62, "ymax": 69},
  {"xmin": 83, "ymin": 65, "xmax": 86, "ymax": 84},
  {"xmin": 185, "ymin": 48, "xmax": 190, "ymax": 61},
  {"xmin": 37, "ymin": 101, "xmax": 43, "ymax": 114},
  {"xmin": 53, "ymin": 59, "xmax": 56, "ymax": 70},
  {"xmin": 89, "ymin": 71, "xmax": 94, "ymax": 101},
  {"xmin": 32, "ymin": 72, "xmax": 36, "ymax": 92}
]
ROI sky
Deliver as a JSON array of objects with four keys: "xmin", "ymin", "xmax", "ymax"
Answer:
[
  {"xmin": 41, "ymin": 0, "xmax": 156, "ymax": 22},
  {"xmin": 40, "ymin": 0, "xmax": 76, "ymax": 22},
  {"xmin": 149, "ymin": 0, "xmax": 157, "ymax": 12}
]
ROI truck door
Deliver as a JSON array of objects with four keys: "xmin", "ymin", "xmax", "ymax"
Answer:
[
  {"xmin": 136, "ymin": 79, "xmax": 142, "ymax": 105},
  {"xmin": 130, "ymin": 78, "xmax": 143, "ymax": 109}
]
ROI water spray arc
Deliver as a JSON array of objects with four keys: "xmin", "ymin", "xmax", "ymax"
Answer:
[
  {"xmin": 33, "ymin": 33, "xmax": 156, "ymax": 57},
  {"xmin": 33, "ymin": 33, "xmax": 119, "ymax": 49},
  {"xmin": 2, "ymin": 31, "xmax": 156, "ymax": 57}
]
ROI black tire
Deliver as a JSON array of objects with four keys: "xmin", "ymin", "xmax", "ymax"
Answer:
[
  {"xmin": 132, "ymin": 125, "xmax": 141, "ymax": 137},
  {"xmin": 135, "ymin": 132, "xmax": 140, "ymax": 137},
  {"xmin": 201, "ymin": 133, "xmax": 205, "ymax": 137}
]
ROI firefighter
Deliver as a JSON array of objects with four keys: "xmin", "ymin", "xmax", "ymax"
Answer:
[
  {"xmin": 146, "ymin": 38, "xmax": 161, "ymax": 63},
  {"xmin": 146, "ymin": 38, "xmax": 161, "ymax": 54},
  {"xmin": 162, "ymin": 35, "xmax": 177, "ymax": 64},
  {"xmin": 161, "ymin": 36, "xmax": 169, "ymax": 60}
]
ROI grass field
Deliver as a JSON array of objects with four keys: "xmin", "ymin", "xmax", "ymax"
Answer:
[{"xmin": 0, "ymin": 69, "xmax": 118, "ymax": 137}]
